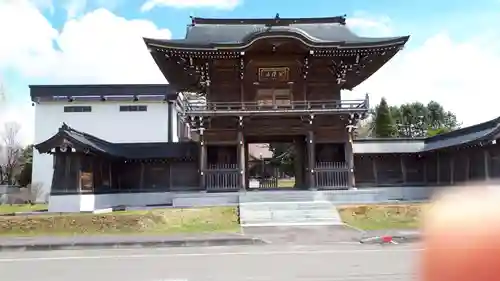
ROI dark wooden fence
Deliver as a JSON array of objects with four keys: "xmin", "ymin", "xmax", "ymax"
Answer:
[
  {"xmin": 205, "ymin": 164, "xmax": 241, "ymax": 191},
  {"xmin": 314, "ymin": 162, "xmax": 349, "ymax": 189}
]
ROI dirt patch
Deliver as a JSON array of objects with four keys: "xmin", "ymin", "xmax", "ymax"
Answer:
[
  {"xmin": 0, "ymin": 206, "xmax": 239, "ymax": 236},
  {"xmin": 338, "ymin": 203, "xmax": 430, "ymax": 230}
]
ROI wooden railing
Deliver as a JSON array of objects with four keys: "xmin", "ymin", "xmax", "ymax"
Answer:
[
  {"xmin": 177, "ymin": 98, "xmax": 369, "ymax": 116},
  {"xmin": 314, "ymin": 162, "xmax": 349, "ymax": 189},
  {"xmin": 205, "ymin": 164, "xmax": 241, "ymax": 191}
]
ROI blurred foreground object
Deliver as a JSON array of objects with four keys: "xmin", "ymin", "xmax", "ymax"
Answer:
[{"xmin": 421, "ymin": 186, "xmax": 500, "ymax": 281}]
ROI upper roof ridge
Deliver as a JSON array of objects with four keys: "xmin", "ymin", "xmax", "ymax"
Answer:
[{"xmin": 190, "ymin": 15, "xmax": 347, "ymax": 26}]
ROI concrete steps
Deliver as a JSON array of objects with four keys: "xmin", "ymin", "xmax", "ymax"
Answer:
[
  {"xmin": 239, "ymin": 190, "xmax": 331, "ymax": 203},
  {"xmin": 239, "ymin": 200, "xmax": 343, "ymax": 227}
]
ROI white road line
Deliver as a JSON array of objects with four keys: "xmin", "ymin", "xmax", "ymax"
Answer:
[{"xmin": 0, "ymin": 248, "xmax": 422, "ymax": 263}]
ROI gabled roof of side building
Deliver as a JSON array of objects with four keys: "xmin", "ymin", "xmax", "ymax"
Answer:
[
  {"xmin": 353, "ymin": 117, "xmax": 500, "ymax": 154},
  {"xmin": 34, "ymin": 123, "xmax": 198, "ymax": 160}
]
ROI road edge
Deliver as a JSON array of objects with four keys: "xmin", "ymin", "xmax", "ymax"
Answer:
[{"xmin": 0, "ymin": 237, "xmax": 268, "ymax": 252}]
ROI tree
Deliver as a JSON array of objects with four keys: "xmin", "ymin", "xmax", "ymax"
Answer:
[
  {"xmin": 355, "ymin": 118, "xmax": 373, "ymax": 138},
  {"xmin": 268, "ymin": 143, "xmax": 295, "ymax": 176},
  {"xmin": 0, "ymin": 122, "xmax": 22, "ymax": 185},
  {"xmin": 373, "ymin": 98, "xmax": 396, "ymax": 137},
  {"xmin": 367, "ymin": 100, "xmax": 461, "ymax": 138},
  {"xmin": 17, "ymin": 145, "xmax": 33, "ymax": 187}
]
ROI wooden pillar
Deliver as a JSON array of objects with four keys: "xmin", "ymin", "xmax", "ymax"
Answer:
[
  {"xmin": 244, "ymin": 142, "xmax": 249, "ymax": 189},
  {"xmin": 465, "ymin": 155, "xmax": 470, "ymax": 181},
  {"xmin": 436, "ymin": 153, "xmax": 441, "ymax": 185},
  {"xmin": 450, "ymin": 156, "xmax": 455, "ymax": 185},
  {"xmin": 345, "ymin": 133, "xmax": 355, "ymax": 188},
  {"xmin": 400, "ymin": 155, "xmax": 407, "ymax": 184},
  {"xmin": 71, "ymin": 153, "xmax": 81, "ymax": 192},
  {"xmin": 139, "ymin": 162, "xmax": 145, "ymax": 190},
  {"xmin": 239, "ymin": 56, "xmax": 245, "ymax": 108},
  {"xmin": 484, "ymin": 149, "xmax": 490, "ymax": 180},
  {"xmin": 345, "ymin": 115, "xmax": 356, "ymax": 189},
  {"xmin": 167, "ymin": 101, "xmax": 174, "ymax": 142},
  {"xmin": 294, "ymin": 136, "xmax": 305, "ymax": 189},
  {"xmin": 52, "ymin": 151, "xmax": 68, "ymax": 192},
  {"xmin": 307, "ymin": 129, "xmax": 315, "ymax": 189},
  {"xmin": 422, "ymin": 155, "xmax": 427, "ymax": 184},
  {"xmin": 199, "ymin": 125, "xmax": 207, "ymax": 190},
  {"xmin": 237, "ymin": 128, "xmax": 246, "ymax": 190},
  {"xmin": 372, "ymin": 156, "xmax": 378, "ymax": 185},
  {"xmin": 167, "ymin": 162, "xmax": 172, "ymax": 191},
  {"xmin": 108, "ymin": 161, "xmax": 113, "ymax": 189}
]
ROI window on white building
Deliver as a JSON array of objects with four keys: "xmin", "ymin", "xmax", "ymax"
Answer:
[
  {"xmin": 119, "ymin": 105, "xmax": 148, "ymax": 112},
  {"xmin": 64, "ymin": 106, "xmax": 92, "ymax": 113}
]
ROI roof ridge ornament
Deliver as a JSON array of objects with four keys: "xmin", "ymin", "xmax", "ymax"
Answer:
[{"xmin": 60, "ymin": 123, "xmax": 70, "ymax": 131}]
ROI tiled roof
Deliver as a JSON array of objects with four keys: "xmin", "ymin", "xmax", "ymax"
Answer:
[
  {"xmin": 29, "ymin": 84, "xmax": 176, "ymax": 102},
  {"xmin": 353, "ymin": 117, "xmax": 500, "ymax": 154},
  {"xmin": 34, "ymin": 124, "xmax": 197, "ymax": 160},
  {"xmin": 353, "ymin": 138, "xmax": 425, "ymax": 154},
  {"xmin": 145, "ymin": 22, "xmax": 409, "ymax": 49}
]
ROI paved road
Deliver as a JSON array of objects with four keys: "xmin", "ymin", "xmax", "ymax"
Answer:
[
  {"xmin": 242, "ymin": 225, "xmax": 364, "ymax": 244},
  {"xmin": 0, "ymin": 244, "xmax": 419, "ymax": 281}
]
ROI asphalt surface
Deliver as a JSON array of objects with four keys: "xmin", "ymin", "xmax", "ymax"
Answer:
[
  {"xmin": 0, "ymin": 244, "xmax": 419, "ymax": 281},
  {"xmin": 242, "ymin": 225, "xmax": 364, "ymax": 244}
]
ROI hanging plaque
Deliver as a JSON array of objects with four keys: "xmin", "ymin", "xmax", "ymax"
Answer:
[{"xmin": 258, "ymin": 67, "xmax": 289, "ymax": 82}]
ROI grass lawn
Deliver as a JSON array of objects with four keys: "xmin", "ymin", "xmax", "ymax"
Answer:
[
  {"xmin": 277, "ymin": 179, "xmax": 295, "ymax": 188},
  {"xmin": 338, "ymin": 203, "xmax": 429, "ymax": 230},
  {"xmin": 0, "ymin": 206, "xmax": 239, "ymax": 236},
  {"xmin": 0, "ymin": 204, "xmax": 48, "ymax": 214}
]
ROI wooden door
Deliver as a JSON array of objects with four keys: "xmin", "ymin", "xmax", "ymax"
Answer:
[{"xmin": 256, "ymin": 88, "xmax": 292, "ymax": 108}]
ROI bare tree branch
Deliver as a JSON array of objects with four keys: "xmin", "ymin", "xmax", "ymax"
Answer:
[{"xmin": 0, "ymin": 122, "xmax": 22, "ymax": 185}]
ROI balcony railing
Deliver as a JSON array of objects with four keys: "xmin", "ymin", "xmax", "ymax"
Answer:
[{"xmin": 177, "ymin": 98, "xmax": 370, "ymax": 116}]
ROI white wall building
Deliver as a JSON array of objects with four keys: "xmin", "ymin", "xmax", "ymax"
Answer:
[{"xmin": 30, "ymin": 84, "xmax": 185, "ymax": 211}]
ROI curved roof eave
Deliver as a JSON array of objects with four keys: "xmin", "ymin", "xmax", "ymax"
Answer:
[{"xmin": 143, "ymin": 34, "xmax": 409, "ymax": 52}]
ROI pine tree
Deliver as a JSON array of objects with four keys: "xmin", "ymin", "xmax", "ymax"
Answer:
[{"xmin": 374, "ymin": 98, "xmax": 395, "ymax": 138}]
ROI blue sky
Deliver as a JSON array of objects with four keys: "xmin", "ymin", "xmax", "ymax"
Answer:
[
  {"xmin": 1, "ymin": 0, "xmax": 500, "ymax": 143},
  {"xmin": 36, "ymin": 0, "xmax": 499, "ymax": 44}
]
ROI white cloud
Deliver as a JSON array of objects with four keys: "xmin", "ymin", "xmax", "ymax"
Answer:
[
  {"xmin": 0, "ymin": 0, "xmax": 171, "ymax": 144},
  {"xmin": 64, "ymin": 0, "xmax": 87, "ymax": 19},
  {"xmin": 29, "ymin": 0, "xmax": 54, "ymax": 14},
  {"xmin": 0, "ymin": 1, "xmax": 170, "ymax": 83},
  {"xmin": 141, "ymin": 0, "xmax": 241, "ymax": 12},
  {"xmin": 347, "ymin": 15, "xmax": 393, "ymax": 37},
  {"xmin": 63, "ymin": 0, "xmax": 123, "ymax": 19},
  {"xmin": 347, "ymin": 32, "xmax": 500, "ymax": 127}
]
